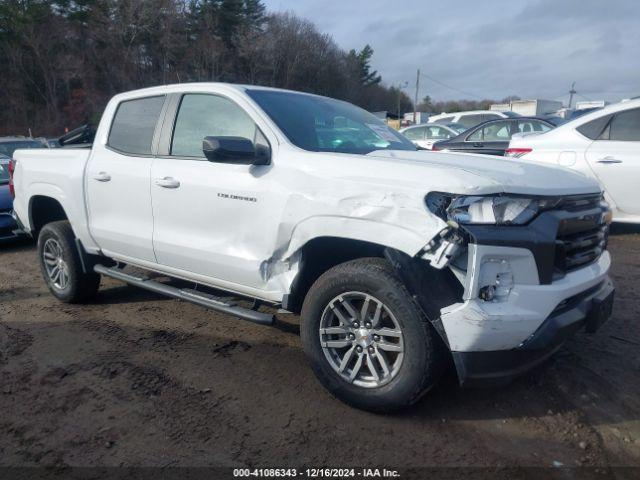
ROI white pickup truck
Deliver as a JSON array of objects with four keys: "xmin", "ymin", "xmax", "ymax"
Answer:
[{"xmin": 10, "ymin": 83, "xmax": 614, "ymax": 411}]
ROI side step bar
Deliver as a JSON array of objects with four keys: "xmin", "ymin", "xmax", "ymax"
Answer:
[{"xmin": 94, "ymin": 264, "xmax": 274, "ymax": 326}]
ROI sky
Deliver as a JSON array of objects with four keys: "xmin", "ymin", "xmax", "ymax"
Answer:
[{"xmin": 262, "ymin": 0, "xmax": 640, "ymax": 105}]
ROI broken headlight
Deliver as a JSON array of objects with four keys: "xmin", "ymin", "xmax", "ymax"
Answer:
[{"xmin": 426, "ymin": 192, "xmax": 556, "ymax": 226}]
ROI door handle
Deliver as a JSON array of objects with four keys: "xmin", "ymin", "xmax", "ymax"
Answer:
[
  {"xmin": 93, "ymin": 172, "xmax": 111, "ymax": 182},
  {"xmin": 154, "ymin": 177, "xmax": 181, "ymax": 189},
  {"xmin": 597, "ymin": 157, "xmax": 622, "ymax": 164},
  {"xmin": 473, "ymin": 143, "xmax": 484, "ymax": 147}
]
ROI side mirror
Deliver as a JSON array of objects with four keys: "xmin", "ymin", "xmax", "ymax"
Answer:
[{"xmin": 202, "ymin": 136, "xmax": 270, "ymax": 165}]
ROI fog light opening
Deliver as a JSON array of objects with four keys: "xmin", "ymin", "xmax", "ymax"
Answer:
[
  {"xmin": 478, "ymin": 258, "xmax": 514, "ymax": 302},
  {"xmin": 479, "ymin": 285, "xmax": 496, "ymax": 301}
]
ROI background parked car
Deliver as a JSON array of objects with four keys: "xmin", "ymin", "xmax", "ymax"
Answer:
[
  {"xmin": 0, "ymin": 154, "xmax": 19, "ymax": 241},
  {"xmin": 399, "ymin": 123, "xmax": 462, "ymax": 149},
  {"xmin": 45, "ymin": 138, "xmax": 61, "ymax": 148},
  {"xmin": 566, "ymin": 107, "xmax": 603, "ymax": 121},
  {"xmin": 432, "ymin": 117, "xmax": 556, "ymax": 155},
  {"xmin": 429, "ymin": 110, "xmax": 519, "ymax": 129},
  {"xmin": 442, "ymin": 122, "xmax": 468, "ymax": 134},
  {"xmin": 506, "ymin": 98, "xmax": 640, "ymax": 223},
  {"xmin": 0, "ymin": 137, "xmax": 47, "ymax": 157}
]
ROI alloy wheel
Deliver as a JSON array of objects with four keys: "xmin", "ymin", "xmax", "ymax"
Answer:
[
  {"xmin": 42, "ymin": 238, "xmax": 70, "ymax": 291},
  {"xmin": 319, "ymin": 291, "xmax": 404, "ymax": 388}
]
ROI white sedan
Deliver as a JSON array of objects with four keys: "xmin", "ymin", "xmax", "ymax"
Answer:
[
  {"xmin": 507, "ymin": 98, "xmax": 640, "ymax": 223},
  {"xmin": 399, "ymin": 123, "xmax": 463, "ymax": 150}
]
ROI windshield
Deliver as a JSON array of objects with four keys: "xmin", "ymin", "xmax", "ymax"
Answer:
[
  {"xmin": 247, "ymin": 90, "xmax": 417, "ymax": 155},
  {"xmin": 0, "ymin": 140, "xmax": 43, "ymax": 157}
]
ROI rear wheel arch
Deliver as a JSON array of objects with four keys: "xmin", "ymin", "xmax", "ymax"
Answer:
[{"xmin": 29, "ymin": 195, "xmax": 69, "ymax": 235}]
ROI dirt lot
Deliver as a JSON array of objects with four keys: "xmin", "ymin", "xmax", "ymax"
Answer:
[{"xmin": 1, "ymin": 228, "xmax": 639, "ymax": 477}]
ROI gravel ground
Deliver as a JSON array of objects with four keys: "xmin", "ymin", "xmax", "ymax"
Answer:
[{"xmin": 0, "ymin": 228, "xmax": 639, "ymax": 478}]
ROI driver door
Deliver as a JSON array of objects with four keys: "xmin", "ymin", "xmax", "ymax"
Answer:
[{"xmin": 150, "ymin": 92, "xmax": 280, "ymax": 289}]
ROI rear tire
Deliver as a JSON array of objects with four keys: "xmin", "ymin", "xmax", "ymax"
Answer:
[
  {"xmin": 300, "ymin": 257, "xmax": 445, "ymax": 412},
  {"xmin": 37, "ymin": 221, "xmax": 100, "ymax": 303}
]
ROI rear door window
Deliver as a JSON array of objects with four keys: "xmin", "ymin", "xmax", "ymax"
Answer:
[
  {"xmin": 403, "ymin": 127, "xmax": 426, "ymax": 140},
  {"xmin": 518, "ymin": 120, "xmax": 552, "ymax": 134},
  {"xmin": 108, "ymin": 96, "xmax": 166, "ymax": 155},
  {"xmin": 482, "ymin": 120, "xmax": 513, "ymax": 141},
  {"xmin": 426, "ymin": 126, "xmax": 453, "ymax": 140},
  {"xmin": 608, "ymin": 108, "xmax": 640, "ymax": 141}
]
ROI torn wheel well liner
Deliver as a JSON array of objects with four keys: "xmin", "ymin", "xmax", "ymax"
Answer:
[
  {"xmin": 283, "ymin": 237, "xmax": 387, "ymax": 314},
  {"xmin": 383, "ymin": 247, "xmax": 464, "ymax": 348}
]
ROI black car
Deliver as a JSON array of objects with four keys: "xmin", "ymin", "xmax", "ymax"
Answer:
[{"xmin": 432, "ymin": 117, "xmax": 556, "ymax": 156}]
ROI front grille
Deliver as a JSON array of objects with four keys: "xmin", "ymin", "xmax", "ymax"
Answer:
[
  {"xmin": 553, "ymin": 194, "xmax": 608, "ymax": 275},
  {"xmin": 556, "ymin": 194, "xmax": 604, "ymax": 212}
]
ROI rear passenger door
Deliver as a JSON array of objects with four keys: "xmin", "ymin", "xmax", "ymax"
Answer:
[
  {"xmin": 150, "ymin": 92, "xmax": 278, "ymax": 290},
  {"xmin": 585, "ymin": 108, "xmax": 640, "ymax": 215},
  {"xmin": 478, "ymin": 120, "xmax": 516, "ymax": 155},
  {"xmin": 86, "ymin": 95, "xmax": 166, "ymax": 262},
  {"xmin": 402, "ymin": 126, "xmax": 427, "ymax": 148},
  {"xmin": 425, "ymin": 125, "xmax": 456, "ymax": 150}
]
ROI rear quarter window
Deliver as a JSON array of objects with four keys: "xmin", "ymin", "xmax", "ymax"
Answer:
[
  {"xmin": 108, "ymin": 96, "xmax": 165, "ymax": 155},
  {"xmin": 576, "ymin": 114, "xmax": 613, "ymax": 140}
]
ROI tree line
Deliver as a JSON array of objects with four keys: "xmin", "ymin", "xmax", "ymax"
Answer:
[
  {"xmin": 416, "ymin": 95, "xmax": 522, "ymax": 115},
  {"xmin": 0, "ymin": 0, "xmax": 414, "ymax": 137}
]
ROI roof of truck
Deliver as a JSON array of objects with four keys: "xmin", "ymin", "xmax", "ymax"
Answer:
[{"xmin": 111, "ymin": 82, "xmax": 324, "ymax": 101}]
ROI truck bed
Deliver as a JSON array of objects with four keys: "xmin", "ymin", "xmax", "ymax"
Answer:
[{"xmin": 12, "ymin": 148, "xmax": 93, "ymax": 246}]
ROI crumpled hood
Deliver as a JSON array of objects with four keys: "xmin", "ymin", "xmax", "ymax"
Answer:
[{"xmin": 364, "ymin": 149, "xmax": 601, "ymax": 196}]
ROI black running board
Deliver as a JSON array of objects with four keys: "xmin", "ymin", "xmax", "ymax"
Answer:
[{"xmin": 94, "ymin": 264, "xmax": 274, "ymax": 326}]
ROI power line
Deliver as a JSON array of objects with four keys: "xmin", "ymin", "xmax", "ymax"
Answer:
[{"xmin": 419, "ymin": 72, "xmax": 484, "ymax": 99}]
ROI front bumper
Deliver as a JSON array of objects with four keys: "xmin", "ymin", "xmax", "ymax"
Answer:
[
  {"xmin": 452, "ymin": 277, "xmax": 614, "ymax": 386},
  {"xmin": 441, "ymin": 247, "xmax": 611, "ymax": 351},
  {"xmin": 437, "ymin": 228, "xmax": 613, "ymax": 386},
  {"xmin": 386, "ymin": 241, "xmax": 614, "ymax": 387}
]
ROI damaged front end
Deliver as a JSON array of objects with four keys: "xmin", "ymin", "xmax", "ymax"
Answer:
[{"xmin": 389, "ymin": 191, "xmax": 613, "ymax": 387}]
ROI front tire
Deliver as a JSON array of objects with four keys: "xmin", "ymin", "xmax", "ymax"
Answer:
[
  {"xmin": 300, "ymin": 258, "xmax": 444, "ymax": 412},
  {"xmin": 37, "ymin": 221, "xmax": 100, "ymax": 303}
]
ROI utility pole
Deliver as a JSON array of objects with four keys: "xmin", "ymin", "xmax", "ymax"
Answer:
[
  {"xmin": 414, "ymin": 69, "xmax": 420, "ymax": 124},
  {"xmin": 568, "ymin": 81, "xmax": 576, "ymax": 108},
  {"xmin": 397, "ymin": 81, "xmax": 408, "ymax": 128}
]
